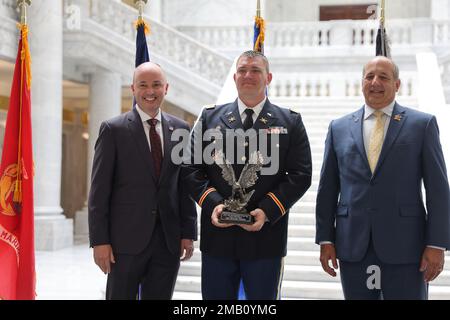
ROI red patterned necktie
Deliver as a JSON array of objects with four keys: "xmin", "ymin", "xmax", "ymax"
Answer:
[{"xmin": 147, "ymin": 118, "xmax": 163, "ymax": 179}]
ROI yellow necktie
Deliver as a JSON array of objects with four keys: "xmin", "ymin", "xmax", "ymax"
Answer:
[{"xmin": 368, "ymin": 110, "xmax": 386, "ymax": 173}]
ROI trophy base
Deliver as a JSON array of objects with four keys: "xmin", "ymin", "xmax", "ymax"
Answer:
[{"xmin": 219, "ymin": 211, "xmax": 254, "ymax": 225}]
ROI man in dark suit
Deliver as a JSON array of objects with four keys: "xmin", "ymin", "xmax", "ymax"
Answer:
[
  {"xmin": 183, "ymin": 50, "xmax": 312, "ymax": 299},
  {"xmin": 316, "ymin": 56, "xmax": 450, "ymax": 299},
  {"xmin": 88, "ymin": 62, "xmax": 197, "ymax": 300}
]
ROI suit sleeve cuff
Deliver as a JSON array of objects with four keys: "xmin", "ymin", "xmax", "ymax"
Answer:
[
  {"xmin": 259, "ymin": 192, "xmax": 287, "ymax": 223},
  {"xmin": 198, "ymin": 187, "xmax": 223, "ymax": 209}
]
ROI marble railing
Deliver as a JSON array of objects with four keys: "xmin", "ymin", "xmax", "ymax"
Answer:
[
  {"xmin": 268, "ymin": 72, "xmax": 417, "ymax": 98},
  {"xmin": 64, "ymin": 0, "xmax": 231, "ymax": 87},
  {"xmin": 180, "ymin": 19, "xmax": 450, "ymax": 51},
  {"xmin": 441, "ymin": 58, "xmax": 450, "ymax": 102}
]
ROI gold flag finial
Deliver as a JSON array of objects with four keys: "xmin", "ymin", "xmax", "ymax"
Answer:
[
  {"xmin": 134, "ymin": 0, "xmax": 148, "ymax": 22},
  {"xmin": 17, "ymin": 0, "xmax": 31, "ymax": 25}
]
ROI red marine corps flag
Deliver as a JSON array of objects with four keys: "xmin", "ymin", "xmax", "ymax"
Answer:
[{"xmin": 0, "ymin": 0, "xmax": 36, "ymax": 300}]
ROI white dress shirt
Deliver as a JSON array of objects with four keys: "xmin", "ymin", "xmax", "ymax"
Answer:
[
  {"xmin": 237, "ymin": 97, "xmax": 266, "ymax": 124},
  {"xmin": 135, "ymin": 104, "xmax": 164, "ymax": 155}
]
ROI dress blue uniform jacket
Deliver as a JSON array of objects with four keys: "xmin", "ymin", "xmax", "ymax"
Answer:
[
  {"xmin": 183, "ymin": 99, "xmax": 312, "ymax": 259},
  {"xmin": 316, "ymin": 103, "xmax": 450, "ymax": 264}
]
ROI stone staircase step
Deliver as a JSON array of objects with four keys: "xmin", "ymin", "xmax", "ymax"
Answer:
[
  {"xmin": 288, "ymin": 213, "xmax": 316, "ymax": 225},
  {"xmin": 287, "ymin": 237, "xmax": 318, "ymax": 251},
  {"xmin": 280, "ymin": 280, "xmax": 343, "ymax": 300},
  {"xmin": 288, "ymin": 225, "xmax": 316, "ymax": 237}
]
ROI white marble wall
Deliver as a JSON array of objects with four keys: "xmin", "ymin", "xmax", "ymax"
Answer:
[
  {"xmin": 431, "ymin": 0, "xmax": 450, "ymax": 19},
  {"xmin": 145, "ymin": 0, "xmax": 162, "ymax": 22}
]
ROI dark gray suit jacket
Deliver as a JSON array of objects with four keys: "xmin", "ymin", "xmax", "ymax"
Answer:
[{"xmin": 88, "ymin": 108, "xmax": 197, "ymax": 255}]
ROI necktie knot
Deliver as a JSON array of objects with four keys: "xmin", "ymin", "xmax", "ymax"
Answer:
[
  {"xmin": 244, "ymin": 108, "xmax": 254, "ymax": 118},
  {"xmin": 148, "ymin": 118, "xmax": 158, "ymax": 127},
  {"xmin": 373, "ymin": 110, "xmax": 384, "ymax": 119}
]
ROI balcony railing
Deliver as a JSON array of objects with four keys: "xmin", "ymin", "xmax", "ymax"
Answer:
[
  {"xmin": 268, "ymin": 72, "xmax": 417, "ymax": 98},
  {"xmin": 64, "ymin": 0, "xmax": 232, "ymax": 87},
  {"xmin": 179, "ymin": 19, "xmax": 450, "ymax": 51}
]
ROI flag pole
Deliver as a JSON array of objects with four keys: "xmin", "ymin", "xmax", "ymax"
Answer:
[
  {"xmin": 135, "ymin": 0, "xmax": 148, "ymax": 22},
  {"xmin": 17, "ymin": 0, "xmax": 31, "ymax": 25},
  {"xmin": 14, "ymin": 0, "xmax": 32, "ymax": 204},
  {"xmin": 253, "ymin": 0, "xmax": 265, "ymax": 53},
  {"xmin": 256, "ymin": 0, "xmax": 261, "ymax": 18},
  {"xmin": 380, "ymin": 0, "xmax": 386, "ymax": 57}
]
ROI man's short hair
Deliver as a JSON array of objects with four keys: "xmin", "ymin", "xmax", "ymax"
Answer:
[{"xmin": 237, "ymin": 50, "xmax": 270, "ymax": 73}]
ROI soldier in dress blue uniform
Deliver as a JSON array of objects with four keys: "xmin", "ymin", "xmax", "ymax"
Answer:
[{"xmin": 183, "ymin": 50, "xmax": 312, "ymax": 299}]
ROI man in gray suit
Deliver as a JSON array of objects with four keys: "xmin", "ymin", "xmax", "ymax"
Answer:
[
  {"xmin": 316, "ymin": 56, "xmax": 450, "ymax": 299},
  {"xmin": 88, "ymin": 62, "xmax": 197, "ymax": 299}
]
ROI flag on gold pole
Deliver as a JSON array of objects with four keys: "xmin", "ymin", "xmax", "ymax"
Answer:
[{"xmin": 0, "ymin": 0, "xmax": 36, "ymax": 300}]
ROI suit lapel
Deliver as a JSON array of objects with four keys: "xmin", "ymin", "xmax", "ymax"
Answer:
[
  {"xmin": 127, "ymin": 108, "xmax": 157, "ymax": 183},
  {"xmin": 372, "ymin": 103, "xmax": 407, "ymax": 176},
  {"xmin": 159, "ymin": 112, "xmax": 175, "ymax": 183},
  {"xmin": 349, "ymin": 107, "xmax": 371, "ymax": 172}
]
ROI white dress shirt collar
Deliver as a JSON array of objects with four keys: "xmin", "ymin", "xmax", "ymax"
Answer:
[
  {"xmin": 237, "ymin": 97, "xmax": 266, "ymax": 119},
  {"xmin": 364, "ymin": 100, "xmax": 395, "ymax": 120},
  {"xmin": 135, "ymin": 104, "xmax": 162, "ymax": 123}
]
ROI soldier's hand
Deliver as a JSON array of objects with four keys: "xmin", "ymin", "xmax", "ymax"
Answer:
[
  {"xmin": 211, "ymin": 204, "xmax": 235, "ymax": 228},
  {"xmin": 93, "ymin": 244, "xmax": 115, "ymax": 274},
  {"xmin": 320, "ymin": 243, "xmax": 338, "ymax": 277},
  {"xmin": 239, "ymin": 208, "xmax": 266, "ymax": 232}
]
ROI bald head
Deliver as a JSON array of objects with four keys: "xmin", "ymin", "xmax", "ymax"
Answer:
[
  {"xmin": 131, "ymin": 61, "xmax": 169, "ymax": 117},
  {"xmin": 133, "ymin": 62, "xmax": 167, "ymax": 85},
  {"xmin": 363, "ymin": 56, "xmax": 399, "ymax": 80},
  {"xmin": 361, "ymin": 56, "xmax": 401, "ymax": 109}
]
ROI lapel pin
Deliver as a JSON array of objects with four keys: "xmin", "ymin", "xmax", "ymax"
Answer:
[
  {"xmin": 228, "ymin": 116, "xmax": 236, "ymax": 123},
  {"xmin": 169, "ymin": 126, "xmax": 174, "ymax": 131},
  {"xmin": 260, "ymin": 117, "xmax": 268, "ymax": 124},
  {"xmin": 394, "ymin": 114, "xmax": 402, "ymax": 121},
  {"xmin": 267, "ymin": 112, "xmax": 272, "ymax": 117}
]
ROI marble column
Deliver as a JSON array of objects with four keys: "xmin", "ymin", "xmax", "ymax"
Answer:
[
  {"xmin": 74, "ymin": 69, "xmax": 122, "ymax": 242},
  {"xmin": 28, "ymin": 0, "xmax": 73, "ymax": 250}
]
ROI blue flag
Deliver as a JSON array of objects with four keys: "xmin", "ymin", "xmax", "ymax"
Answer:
[{"xmin": 135, "ymin": 21, "xmax": 150, "ymax": 66}]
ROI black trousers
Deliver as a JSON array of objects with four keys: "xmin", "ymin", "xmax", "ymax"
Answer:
[{"xmin": 106, "ymin": 222, "xmax": 180, "ymax": 300}]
